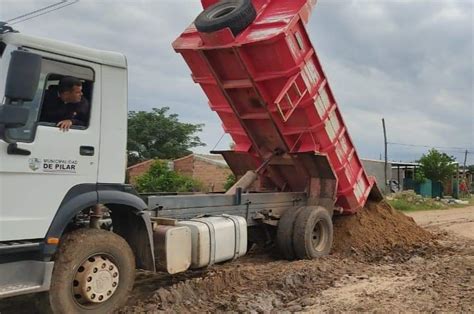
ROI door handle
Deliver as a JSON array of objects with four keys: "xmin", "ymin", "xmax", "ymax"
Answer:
[{"xmin": 80, "ymin": 146, "xmax": 95, "ymax": 156}]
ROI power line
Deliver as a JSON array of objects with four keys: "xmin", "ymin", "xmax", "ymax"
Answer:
[
  {"xmin": 9, "ymin": 1, "xmax": 79, "ymax": 25},
  {"xmin": 387, "ymin": 141, "xmax": 474, "ymax": 153},
  {"xmin": 6, "ymin": 1, "xmax": 66, "ymax": 23},
  {"xmin": 392, "ymin": 147, "xmax": 473, "ymax": 157},
  {"xmin": 6, "ymin": 1, "xmax": 79, "ymax": 26}
]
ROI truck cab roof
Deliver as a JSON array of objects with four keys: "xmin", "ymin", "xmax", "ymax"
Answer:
[{"xmin": 0, "ymin": 32, "xmax": 126, "ymax": 69}]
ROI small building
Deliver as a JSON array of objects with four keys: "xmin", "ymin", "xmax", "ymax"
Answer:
[
  {"xmin": 126, "ymin": 154, "xmax": 232, "ymax": 192},
  {"xmin": 360, "ymin": 159, "xmax": 422, "ymax": 194},
  {"xmin": 444, "ymin": 168, "xmax": 472, "ymax": 197},
  {"xmin": 360, "ymin": 159, "xmax": 391, "ymax": 194},
  {"xmin": 391, "ymin": 161, "xmax": 420, "ymax": 191},
  {"xmin": 173, "ymin": 154, "xmax": 232, "ymax": 192}
]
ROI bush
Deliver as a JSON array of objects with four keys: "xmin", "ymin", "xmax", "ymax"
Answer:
[
  {"xmin": 387, "ymin": 190, "xmax": 446, "ymax": 211},
  {"xmin": 134, "ymin": 160, "xmax": 202, "ymax": 193},
  {"xmin": 224, "ymin": 174, "xmax": 236, "ymax": 191}
]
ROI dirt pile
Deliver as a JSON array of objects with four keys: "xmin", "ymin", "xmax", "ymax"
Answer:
[{"xmin": 332, "ymin": 200, "xmax": 435, "ymax": 260}]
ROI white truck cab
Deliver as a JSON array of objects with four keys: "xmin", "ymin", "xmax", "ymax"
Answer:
[{"xmin": 0, "ymin": 31, "xmax": 129, "ymax": 241}]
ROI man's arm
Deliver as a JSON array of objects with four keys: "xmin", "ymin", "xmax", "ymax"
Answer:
[
  {"xmin": 69, "ymin": 98, "xmax": 90, "ymax": 126},
  {"xmin": 57, "ymin": 98, "xmax": 89, "ymax": 131}
]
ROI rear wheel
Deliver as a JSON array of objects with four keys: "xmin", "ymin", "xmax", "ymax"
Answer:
[
  {"xmin": 49, "ymin": 228, "xmax": 135, "ymax": 313},
  {"xmin": 194, "ymin": 0, "xmax": 257, "ymax": 36},
  {"xmin": 292, "ymin": 206, "xmax": 333, "ymax": 259},
  {"xmin": 276, "ymin": 207, "xmax": 303, "ymax": 260}
]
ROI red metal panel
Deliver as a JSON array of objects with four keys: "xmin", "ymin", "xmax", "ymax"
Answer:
[{"xmin": 174, "ymin": 0, "xmax": 377, "ymax": 213}]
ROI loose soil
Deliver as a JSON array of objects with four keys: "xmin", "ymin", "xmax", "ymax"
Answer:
[
  {"xmin": 332, "ymin": 200, "xmax": 435, "ymax": 261},
  {"xmin": 1, "ymin": 202, "xmax": 472, "ymax": 313}
]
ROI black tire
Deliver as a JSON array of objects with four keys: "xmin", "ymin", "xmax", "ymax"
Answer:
[
  {"xmin": 194, "ymin": 0, "xmax": 257, "ymax": 36},
  {"xmin": 292, "ymin": 206, "xmax": 333, "ymax": 259},
  {"xmin": 276, "ymin": 207, "xmax": 303, "ymax": 260},
  {"xmin": 49, "ymin": 229, "xmax": 135, "ymax": 314}
]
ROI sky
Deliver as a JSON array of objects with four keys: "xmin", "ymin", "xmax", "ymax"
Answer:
[{"xmin": 1, "ymin": 0, "xmax": 473, "ymax": 164}]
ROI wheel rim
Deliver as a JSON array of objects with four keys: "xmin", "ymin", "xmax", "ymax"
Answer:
[
  {"xmin": 72, "ymin": 254, "xmax": 119, "ymax": 306},
  {"xmin": 312, "ymin": 219, "xmax": 328, "ymax": 252}
]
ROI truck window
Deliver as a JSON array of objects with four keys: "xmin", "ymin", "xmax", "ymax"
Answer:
[
  {"xmin": 39, "ymin": 75, "xmax": 93, "ymax": 128},
  {"xmin": 5, "ymin": 59, "xmax": 94, "ymax": 142}
]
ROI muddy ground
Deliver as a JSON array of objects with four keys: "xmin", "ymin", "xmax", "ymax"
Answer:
[{"xmin": 1, "ymin": 204, "xmax": 473, "ymax": 313}]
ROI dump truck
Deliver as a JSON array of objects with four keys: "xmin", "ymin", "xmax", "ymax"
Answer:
[{"xmin": 0, "ymin": 0, "xmax": 381, "ymax": 312}]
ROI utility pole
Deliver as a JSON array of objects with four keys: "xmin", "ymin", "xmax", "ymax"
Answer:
[
  {"xmin": 463, "ymin": 150, "xmax": 468, "ymax": 179},
  {"xmin": 382, "ymin": 118, "xmax": 388, "ymax": 192}
]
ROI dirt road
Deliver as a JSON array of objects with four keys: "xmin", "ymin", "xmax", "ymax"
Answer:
[
  {"xmin": 122, "ymin": 205, "xmax": 473, "ymax": 313},
  {"xmin": 121, "ymin": 236, "xmax": 473, "ymax": 313},
  {"xmin": 407, "ymin": 206, "xmax": 474, "ymax": 239},
  {"xmin": 0, "ymin": 205, "xmax": 472, "ymax": 313}
]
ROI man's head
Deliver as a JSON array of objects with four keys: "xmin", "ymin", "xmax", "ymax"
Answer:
[{"xmin": 58, "ymin": 76, "xmax": 83, "ymax": 103}]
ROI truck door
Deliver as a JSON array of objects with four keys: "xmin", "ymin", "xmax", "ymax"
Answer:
[{"xmin": 0, "ymin": 54, "xmax": 101, "ymax": 241}]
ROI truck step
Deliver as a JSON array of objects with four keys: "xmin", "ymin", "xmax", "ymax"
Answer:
[{"xmin": 0, "ymin": 260, "xmax": 53, "ymax": 298}]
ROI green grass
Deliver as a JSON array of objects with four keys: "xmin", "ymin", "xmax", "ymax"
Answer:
[
  {"xmin": 388, "ymin": 195, "xmax": 473, "ymax": 212},
  {"xmin": 387, "ymin": 199, "xmax": 446, "ymax": 212}
]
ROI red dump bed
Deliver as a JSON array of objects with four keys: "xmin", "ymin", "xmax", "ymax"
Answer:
[{"xmin": 173, "ymin": 0, "xmax": 378, "ymax": 213}]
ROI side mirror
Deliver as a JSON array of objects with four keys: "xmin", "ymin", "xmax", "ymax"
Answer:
[
  {"xmin": 0, "ymin": 104, "xmax": 30, "ymax": 128},
  {"xmin": 5, "ymin": 50, "xmax": 42, "ymax": 102}
]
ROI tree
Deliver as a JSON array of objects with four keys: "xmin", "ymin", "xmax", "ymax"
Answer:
[
  {"xmin": 134, "ymin": 160, "xmax": 203, "ymax": 193},
  {"xmin": 418, "ymin": 149, "xmax": 456, "ymax": 182},
  {"xmin": 127, "ymin": 107, "xmax": 204, "ymax": 165}
]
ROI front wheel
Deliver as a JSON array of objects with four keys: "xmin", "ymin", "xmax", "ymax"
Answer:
[{"xmin": 49, "ymin": 228, "xmax": 135, "ymax": 313}]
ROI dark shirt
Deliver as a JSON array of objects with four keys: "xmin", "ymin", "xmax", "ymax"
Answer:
[{"xmin": 40, "ymin": 94, "xmax": 89, "ymax": 126}]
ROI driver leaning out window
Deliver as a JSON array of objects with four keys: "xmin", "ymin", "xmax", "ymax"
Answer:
[{"xmin": 40, "ymin": 76, "xmax": 89, "ymax": 131}]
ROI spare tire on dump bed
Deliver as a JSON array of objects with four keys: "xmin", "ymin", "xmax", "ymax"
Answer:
[{"xmin": 194, "ymin": 0, "xmax": 257, "ymax": 36}]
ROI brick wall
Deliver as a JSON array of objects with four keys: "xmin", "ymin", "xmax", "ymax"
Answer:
[
  {"xmin": 128, "ymin": 155, "xmax": 232, "ymax": 192},
  {"xmin": 173, "ymin": 154, "xmax": 232, "ymax": 192},
  {"xmin": 193, "ymin": 159, "xmax": 232, "ymax": 192},
  {"xmin": 127, "ymin": 159, "xmax": 155, "ymax": 184},
  {"xmin": 173, "ymin": 155, "xmax": 194, "ymax": 177}
]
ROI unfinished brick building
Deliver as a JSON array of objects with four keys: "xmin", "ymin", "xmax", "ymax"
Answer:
[{"xmin": 173, "ymin": 154, "xmax": 232, "ymax": 192}]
